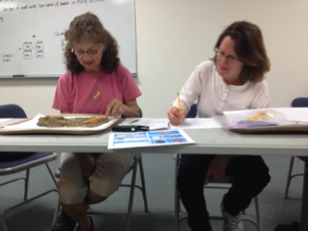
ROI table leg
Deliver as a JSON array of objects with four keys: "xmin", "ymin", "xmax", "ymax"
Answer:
[{"xmin": 300, "ymin": 158, "xmax": 307, "ymax": 231}]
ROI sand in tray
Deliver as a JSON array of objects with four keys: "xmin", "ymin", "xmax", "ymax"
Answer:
[{"xmin": 37, "ymin": 116, "xmax": 110, "ymax": 128}]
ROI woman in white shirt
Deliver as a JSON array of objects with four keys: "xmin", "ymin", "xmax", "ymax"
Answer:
[{"xmin": 168, "ymin": 21, "xmax": 271, "ymax": 231}]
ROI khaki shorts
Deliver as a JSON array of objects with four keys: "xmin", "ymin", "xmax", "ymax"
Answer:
[{"xmin": 57, "ymin": 152, "xmax": 133, "ymax": 204}]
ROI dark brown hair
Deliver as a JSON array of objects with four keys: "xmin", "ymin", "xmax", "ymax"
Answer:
[
  {"xmin": 64, "ymin": 12, "xmax": 120, "ymax": 74},
  {"xmin": 212, "ymin": 21, "xmax": 270, "ymax": 83}
]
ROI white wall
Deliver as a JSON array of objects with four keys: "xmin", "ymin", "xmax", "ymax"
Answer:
[{"xmin": 0, "ymin": 0, "xmax": 307, "ymax": 118}]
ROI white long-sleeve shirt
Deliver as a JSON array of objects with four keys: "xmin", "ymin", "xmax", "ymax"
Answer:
[{"xmin": 172, "ymin": 61, "xmax": 270, "ymax": 118}]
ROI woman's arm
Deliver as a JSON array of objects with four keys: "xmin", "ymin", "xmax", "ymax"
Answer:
[
  {"xmin": 204, "ymin": 155, "xmax": 237, "ymax": 184},
  {"xmin": 168, "ymin": 63, "xmax": 207, "ymax": 125},
  {"xmin": 171, "ymin": 63, "xmax": 205, "ymax": 113}
]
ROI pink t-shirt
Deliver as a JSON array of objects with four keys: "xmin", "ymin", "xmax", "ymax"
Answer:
[{"xmin": 52, "ymin": 65, "xmax": 141, "ymax": 114}]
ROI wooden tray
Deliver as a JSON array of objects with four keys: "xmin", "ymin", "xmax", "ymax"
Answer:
[
  {"xmin": 0, "ymin": 114, "xmax": 120, "ymax": 135},
  {"xmin": 230, "ymin": 123, "xmax": 308, "ymax": 134}
]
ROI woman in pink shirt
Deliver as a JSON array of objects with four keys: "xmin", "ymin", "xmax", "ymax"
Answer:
[{"xmin": 51, "ymin": 12, "xmax": 141, "ymax": 231}]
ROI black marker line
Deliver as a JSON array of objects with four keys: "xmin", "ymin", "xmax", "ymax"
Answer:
[{"xmin": 13, "ymin": 75, "xmax": 25, "ymax": 77}]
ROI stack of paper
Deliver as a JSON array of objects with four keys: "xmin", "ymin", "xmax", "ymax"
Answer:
[{"xmin": 170, "ymin": 118, "xmax": 221, "ymax": 129}]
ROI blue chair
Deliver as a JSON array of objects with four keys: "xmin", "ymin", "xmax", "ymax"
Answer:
[
  {"xmin": 53, "ymin": 108, "xmax": 148, "ymax": 230},
  {"xmin": 284, "ymin": 98, "xmax": 308, "ymax": 199},
  {"xmin": 175, "ymin": 104, "xmax": 261, "ymax": 230},
  {"xmin": 0, "ymin": 104, "xmax": 58, "ymax": 230},
  {"xmin": 186, "ymin": 104, "xmax": 197, "ymax": 118},
  {"xmin": 291, "ymin": 98, "xmax": 308, "ymax": 108}
]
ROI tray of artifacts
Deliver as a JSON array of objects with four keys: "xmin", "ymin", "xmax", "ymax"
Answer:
[
  {"xmin": 223, "ymin": 109, "xmax": 308, "ymax": 133},
  {"xmin": 0, "ymin": 114, "xmax": 121, "ymax": 135}
]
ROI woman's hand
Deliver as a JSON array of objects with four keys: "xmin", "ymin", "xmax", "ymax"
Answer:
[
  {"xmin": 80, "ymin": 159, "xmax": 95, "ymax": 180},
  {"xmin": 75, "ymin": 153, "xmax": 95, "ymax": 181},
  {"xmin": 106, "ymin": 98, "xmax": 124, "ymax": 117},
  {"xmin": 204, "ymin": 155, "xmax": 236, "ymax": 185},
  {"xmin": 167, "ymin": 107, "xmax": 187, "ymax": 125},
  {"xmin": 106, "ymin": 98, "xmax": 140, "ymax": 118}
]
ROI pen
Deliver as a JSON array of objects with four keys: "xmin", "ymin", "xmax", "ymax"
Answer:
[
  {"xmin": 85, "ymin": 114, "xmax": 107, "ymax": 123},
  {"xmin": 177, "ymin": 92, "xmax": 182, "ymax": 122},
  {"xmin": 130, "ymin": 119, "xmax": 139, "ymax": 124}
]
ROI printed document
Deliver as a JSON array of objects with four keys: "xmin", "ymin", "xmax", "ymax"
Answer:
[
  {"xmin": 108, "ymin": 130, "xmax": 195, "ymax": 149},
  {"xmin": 170, "ymin": 118, "xmax": 222, "ymax": 129}
]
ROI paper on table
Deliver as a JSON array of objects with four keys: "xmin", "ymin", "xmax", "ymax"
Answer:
[
  {"xmin": 2, "ymin": 114, "xmax": 120, "ymax": 131},
  {"xmin": 270, "ymin": 108, "xmax": 308, "ymax": 123},
  {"xmin": 119, "ymin": 118, "xmax": 169, "ymax": 131},
  {"xmin": 0, "ymin": 118, "xmax": 13, "ymax": 123},
  {"xmin": 108, "ymin": 129, "xmax": 195, "ymax": 149},
  {"xmin": 170, "ymin": 118, "xmax": 222, "ymax": 129}
]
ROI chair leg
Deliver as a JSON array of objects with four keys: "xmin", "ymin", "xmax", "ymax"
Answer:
[
  {"xmin": 125, "ymin": 155, "xmax": 138, "ymax": 231},
  {"xmin": 24, "ymin": 169, "xmax": 30, "ymax": 201},
  {"xmin": 46, "ymin": 163, "xmax": 58, "ymax": 187},
  {"xmin": 284, "ymin": 156, "xmax": 295, "ymax": 199},
  {"xmin": 0, "ymin": 214, "xmax": 8, "ymax": 231},
  {"xmin": 175, "ymin": 153, "xmax": 180, "ymax": 231},
  {"xmin": 175, "ymin": 154, "xmax": 181, "ymax": 213},
  {"xmin": 137, "ymin": 154, "xmax": 149, "ymax": 212},
  {"xmin": 300, "ymin": 159, "xmax": 308, "ymax": 231},
  {"xmin": 52, "ymin": 196, "xmax": 61, "ymax": 226},
  {"xmin": 254, "ymin": 196, "xmax": 262, "ymax": 231},
  {"xmin": 175, "ymin": 189, "xmax": 181, "ymax": 231}
]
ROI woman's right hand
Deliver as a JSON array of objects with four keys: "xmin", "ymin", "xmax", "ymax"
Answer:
[
  {"xmin": 80, "ymin": 159, "xmax": 95, "ymax": 180},
  {"xmin": 75, "ymin": 153, "xmax": 95, "ymax": 181},
  {"xmin": 167, "ymin": 107, "xmax": 186, "ymax": 125}
]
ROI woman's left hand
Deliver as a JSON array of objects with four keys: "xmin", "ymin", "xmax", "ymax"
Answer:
[
  {"xmin": 106, "ymin": 98, "xmax": 124, "ymax": 116},
  {"xmin": 204, "ymin": 155, "xmax": 236, "ymax": 185}
]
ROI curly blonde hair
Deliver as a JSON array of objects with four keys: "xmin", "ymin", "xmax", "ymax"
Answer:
[
  {"xmin": 64, "ymin": 12, "xmax": 120, "ymax": 74},
  {"xmin": 212, "ymin": 21, "xmax": 270, "ymax": 83}
]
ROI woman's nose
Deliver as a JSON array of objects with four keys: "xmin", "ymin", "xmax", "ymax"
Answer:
[
  {"xmin": 219, "ymin": 56, "xmax": 228, "ymax": 65},
  {"xmin": 83, "ymin": 52, "xmax": 92, "ymax": 60}
]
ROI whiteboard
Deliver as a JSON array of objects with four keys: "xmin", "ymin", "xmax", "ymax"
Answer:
[{"xmin": 0, "ymin": 0, "xmax": 137, "ymax": 78}]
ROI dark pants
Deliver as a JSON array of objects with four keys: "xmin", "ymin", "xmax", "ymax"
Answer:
[{"xmin": 177, "ymin": 154, "xmax": 271, "ymax": 231}]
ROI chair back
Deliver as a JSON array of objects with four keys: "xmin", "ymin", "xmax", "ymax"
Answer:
[
  {"xmin": 0, "ymin": 104, "xmax": 27, "ymax": 118},
  {"xmin": 139, "ymin": 108, "xmax": 143, "ymax": 118},
  {"xmin": 0, "ymin": 105, "xmax": 31, "ymax": 161},
  {"xmin": 187, "ymin": 104, "xmax": 197, "ymax": 118},
  {"xmin": 291, "ymin": 98, "xmax": 308, "ymax": 107}
]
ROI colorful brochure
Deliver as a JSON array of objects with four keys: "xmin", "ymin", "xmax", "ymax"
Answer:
[{"xmin": 108, "ymin": 130, "xmax": 195, "ymax": 149}]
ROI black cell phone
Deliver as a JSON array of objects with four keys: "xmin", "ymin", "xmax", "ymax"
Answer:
[{"xmin": 111, "ymin": 125, "xmax": 149, "ymax": 132}]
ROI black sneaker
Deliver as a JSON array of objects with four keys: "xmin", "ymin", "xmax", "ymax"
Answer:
[{"xmin": 51, "ymin": 209, "xmax": 77, "ymax": 231}]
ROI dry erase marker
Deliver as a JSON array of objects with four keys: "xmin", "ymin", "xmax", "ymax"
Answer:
[{"xmin": 177, "ymin": 92, "xmax": 182, "ymax": 122}]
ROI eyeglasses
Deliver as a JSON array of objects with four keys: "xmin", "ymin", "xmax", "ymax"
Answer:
[
  {"xmin": 216, "ymin": 49, "xmax": 240, "ymax": 63},
  {"xmin": 72, "ymin": 45, "xmax": 103, "ymax": 57}
]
